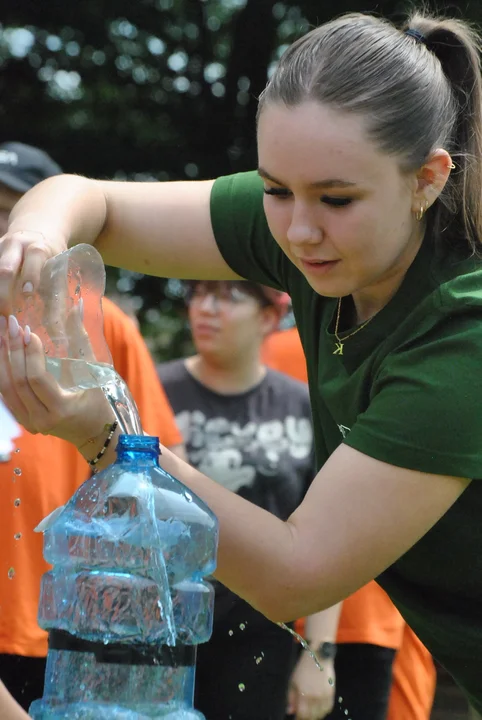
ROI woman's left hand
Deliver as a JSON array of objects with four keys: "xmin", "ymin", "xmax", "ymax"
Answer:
[
  {"xmin": 287, "ymin": 650, "xmax": 335, "ymax": 720},
  {"xmin": 0, "ymin": 314, "xmax": 111, "ymax": 448}
]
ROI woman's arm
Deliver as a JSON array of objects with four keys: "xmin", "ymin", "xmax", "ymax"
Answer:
[
  {"xmin": 0, "ymin": 176, "xmax": 238, "ymax": 315},
  {"xmin": 0, "ymin": 326, "xmax": 470, "ymax": 621},
  {"xmin": 157, "ymin": 444, "xmax": 469, "ymax": 620}
]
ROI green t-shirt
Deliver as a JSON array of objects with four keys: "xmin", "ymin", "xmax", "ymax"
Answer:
[{"xmin": 211, "ymin": 170, "xmax": 482, "ymax": 710}]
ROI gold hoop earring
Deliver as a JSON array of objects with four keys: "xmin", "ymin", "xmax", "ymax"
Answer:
[{"xmin": 415, "ymin": 200, "xmax": 429, "ymax": 222}]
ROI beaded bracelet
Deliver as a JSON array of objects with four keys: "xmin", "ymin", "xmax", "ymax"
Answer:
[{"xmin": 88, "ymin": 421, "xmax": 118, "ymax": 470}]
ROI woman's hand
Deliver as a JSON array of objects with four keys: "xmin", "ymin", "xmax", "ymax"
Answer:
[
  {"xmin": 0, "ymin": 227, "xmax": 68, "ymax": 316},
  {"xmin": 287, "ymin": 650, "xmax": 335, "ymax": 720},
  {"xmin": 0, "ymin": 315, "xmax": 112, "ymax": 449}
]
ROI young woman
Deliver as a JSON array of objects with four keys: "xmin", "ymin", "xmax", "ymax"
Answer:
[
  {"xmin": 1, "ymin": 9, "xmax": 482, "ymax": 712},
  {"xmin": 158, "ymin": 280, "xmax": 339, "ymax": 720}
]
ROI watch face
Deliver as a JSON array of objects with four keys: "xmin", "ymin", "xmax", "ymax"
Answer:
[{"xmin": 317, "ymin": 642, "xmax": 337, "ymax": 659}]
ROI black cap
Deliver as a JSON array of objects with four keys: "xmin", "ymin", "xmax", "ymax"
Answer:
[{"xmin": 0, "ymin": 142, "xmax": 62, "ymax": 193}]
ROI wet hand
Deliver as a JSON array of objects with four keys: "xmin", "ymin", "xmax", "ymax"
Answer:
[
  {"xmin": 287, "ymin": 651, "xmax": 335, "ymax": 720},
  {"xmin": 0, "ymin": 227, "xmax": 68, "ymax": 316},
  {"xmin": 0, "ymin": 315, "xmax": 111, "ymax": 448}
]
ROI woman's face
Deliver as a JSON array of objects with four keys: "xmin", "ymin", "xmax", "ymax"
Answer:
[
  {"xmin": 257, "ymin": 101, "xmax": 423, "ymax": 318},
  {"xmin": 188, "ymin": 282, "xmax": 276, "ymax": 362}
]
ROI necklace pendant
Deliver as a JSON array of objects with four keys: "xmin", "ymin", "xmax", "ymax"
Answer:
[{"xmin": 333, "ymin": 342, "xmax": 344, "ymax": 356}]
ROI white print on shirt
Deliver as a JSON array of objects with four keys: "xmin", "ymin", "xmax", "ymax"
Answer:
[
  {"xmin": 175, "ymin": 411, "xmax": 313, "ymax": 494},
  {"xmin": 338, "ymin": 424, "xmax": 351, "ymax": 439}
]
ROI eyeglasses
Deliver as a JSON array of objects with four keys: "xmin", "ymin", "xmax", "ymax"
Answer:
[{"xmin": 186, "ymin": 282, "xmax": 262, "ymax": 309}]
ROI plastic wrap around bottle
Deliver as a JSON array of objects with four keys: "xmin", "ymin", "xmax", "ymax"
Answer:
[
  {"xmin": 30, "ymin": 434, "xmax": 218, "ymax": 719},
  {"xmin": 15, "ymin": 243, "xmax": 141, "ymax": 434}
]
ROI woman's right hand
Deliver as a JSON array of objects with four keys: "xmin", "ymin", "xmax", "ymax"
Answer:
[{"xmin": 0, "ymin": 227, "xmax": 68, "ymax": 316}]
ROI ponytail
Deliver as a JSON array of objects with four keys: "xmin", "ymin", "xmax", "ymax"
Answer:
[{"xmin": 407, "ymin": 14, "xmax": 482, "ymax": 253}]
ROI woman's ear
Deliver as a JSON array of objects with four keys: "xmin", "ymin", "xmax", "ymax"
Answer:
[{"xmin": 411, "ymin": 148, "xmax": 454, "ymax": 214}]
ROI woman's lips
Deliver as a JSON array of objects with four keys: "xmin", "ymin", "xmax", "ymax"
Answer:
[
  {"xmin": 192, "ymin": 323, "xmax": 219, "ymax": 335},
  {"xmin": 299, "ymin": 259, "xmax": 340, "ymax": 275}
]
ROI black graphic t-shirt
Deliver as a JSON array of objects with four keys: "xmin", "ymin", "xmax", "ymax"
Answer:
[{"xmin": 158, "ymin": 360, "xmax": 314, "ymax": 521}]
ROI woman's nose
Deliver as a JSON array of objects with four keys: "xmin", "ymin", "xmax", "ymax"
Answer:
[{"xmin": 286, "ymin": 203, "xmax": 322, "ymax": 246}]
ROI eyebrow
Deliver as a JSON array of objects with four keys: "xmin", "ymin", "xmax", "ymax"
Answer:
[{"xmin": 257, "ymin": 167, "xmax": 357, "ymax": 189}]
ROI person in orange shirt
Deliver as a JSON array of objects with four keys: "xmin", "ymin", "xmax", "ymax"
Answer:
[
  {"xmin": 262, "ymin": 326, "xmax": 437, "ymax": 720},
  {"xmin": 0, "ymin": 144, "xmax": 184, "ymax": 711}
]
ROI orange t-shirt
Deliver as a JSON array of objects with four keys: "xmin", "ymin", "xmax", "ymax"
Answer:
[
  {"xmin": 262, "ymin": 327, "xmax": 435, "ymax": 720},
  {"xmin": 387, "ymin": 625, "xmax": 436, "ymax": 720},
  {"xmin": 0, "ymin": 297, "xmax": 182, "ymax": 657}
]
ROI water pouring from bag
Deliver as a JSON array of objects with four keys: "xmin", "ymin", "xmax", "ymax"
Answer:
[{"xmin": 14, "ymin": 244, "xmax": 141, "ymax": 435}]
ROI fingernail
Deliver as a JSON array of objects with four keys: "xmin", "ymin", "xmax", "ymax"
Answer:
[
  {"xmin": 79, "ymin": 297, "xmax": 84, "ymax": 321},
  {"xmin": 8, "ymin": 315, "xmax": 20, "ymax": 339},
  {"xmin": 22, "ymin": 282, "xmax": 34, "ymax": 294},
  {"xmin": 24, "ymin": 325, "xmax": 31, "ymax": 345},
  {"xmin": 0, "ymin": 316, "xmax": 6, "ymax": 333}
]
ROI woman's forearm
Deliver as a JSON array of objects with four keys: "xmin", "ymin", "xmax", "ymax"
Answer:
[
  {"xmin": 8, "ymin": 176, "xmax": 235, "ymax": 280},
  {"xmin": 9, "ymin": 175, "xmax": 107, "ymax": 250}
]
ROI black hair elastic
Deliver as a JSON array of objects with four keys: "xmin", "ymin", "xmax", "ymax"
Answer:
[{"xmin": 405, "ymin": 28, "xmax": 426, "ymax": 45}]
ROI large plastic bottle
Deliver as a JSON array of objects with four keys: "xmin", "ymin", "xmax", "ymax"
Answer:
[{"xmin": 29, "ymin": 434, "xmax": 218, "ymax": 719}]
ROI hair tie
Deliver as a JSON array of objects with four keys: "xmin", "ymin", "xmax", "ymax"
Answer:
[{"xmin": 405, "ymin": 28, "xmax": 426, "ymax": 45}]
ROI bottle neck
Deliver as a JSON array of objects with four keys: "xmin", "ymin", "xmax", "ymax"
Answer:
[{"xmin": 115, "ymin": 434, "xmax": 160, "ymax": 465}]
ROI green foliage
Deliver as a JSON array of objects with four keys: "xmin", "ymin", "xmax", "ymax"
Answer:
[{"xmin": 1, "ymin": 0, "xmax": 482, "ymax": 358}]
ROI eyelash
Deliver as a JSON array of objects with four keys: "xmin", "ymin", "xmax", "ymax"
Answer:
[{"xmin": 263, "ymin": 188, "xmax": 353, "ymax": 208}]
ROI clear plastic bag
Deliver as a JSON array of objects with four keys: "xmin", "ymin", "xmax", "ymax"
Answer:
[{"xmin": 14, "ymin": 244, "xmax": 141, "ymax": 434}]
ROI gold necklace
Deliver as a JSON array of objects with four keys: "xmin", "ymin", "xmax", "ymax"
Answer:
[{"xmin": 333, "ymin": 297, "xmax": 373, "ymax": 356}]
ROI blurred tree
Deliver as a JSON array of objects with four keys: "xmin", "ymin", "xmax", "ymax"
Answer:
[{"xmin": 1, "ymin": 0, "xmax": 481, "ymax": 358}]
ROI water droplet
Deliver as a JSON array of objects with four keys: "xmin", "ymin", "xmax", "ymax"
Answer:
[
  {"xmin": 239, "ymin": 623, "xmax": 246, "ymax": 631},
  {"xmin": 7, "ymin": 567, "xmax": 15, "ymax": 580},
  {"xmin": 328, "ymin": 677, "xmax": 334, "ymax": 686},
  {"xmin": 14, "ymin": 498, "xmax": 21, "ymax": 507},
  {"xmin": 14, "ymin": 448, "xmax": 20, "ymax": 454},
  {"xmin": 338, "ymin": 697, "xmax": 343, "ymax": 704},
  {"xmin": 13, "ymin": 468, "xmax": 21, "ymax": 476},
  {"xmin": 344, "ymin": 711, "xmax": 349, "ymax": 716},
  {"xmin": 228, "ymin": 630, "xmax": 234, "ymax": 636},
  {"xmin": 185, "ymin": 492, "xmax": 193, "ymax": 503},
  {"xmin": 255, "ymin": 656, "xmax": 263, "ymax": 665},
  {"xmin": 238, "ymin": 683, "xmax": 245, "ymax": 692},
  {"xmin": 14, "ymin": 533, "xmax": 22, "ymax": 541}
]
